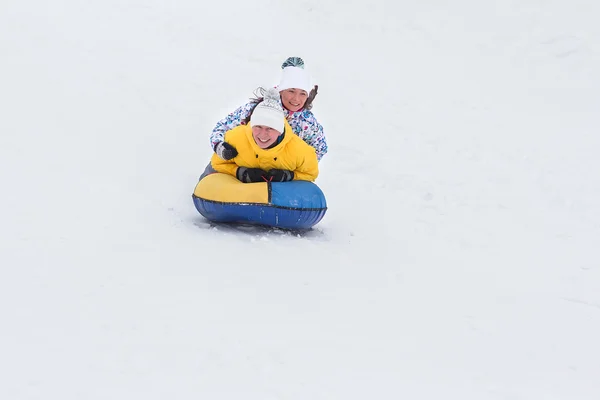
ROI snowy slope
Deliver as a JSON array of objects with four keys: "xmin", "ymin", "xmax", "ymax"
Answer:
[{"xmin": 1, "ymin": 0, "xmax": 599, "ymax": 399}]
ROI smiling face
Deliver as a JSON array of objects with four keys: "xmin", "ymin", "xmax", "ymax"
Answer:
[
  {"xmin": 280, "ymin": 88, "xmax": 308, "ymax": 112},
  {"xmin": 252, "ymin": 125, "xmax": 282, "ymax": 149}
]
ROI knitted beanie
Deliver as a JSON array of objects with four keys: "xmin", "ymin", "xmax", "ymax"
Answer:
[
  {"xmin": 277, "ymin": 56, "xmax": 312, "ymax": 93},
  {"xmin": 250, "ymin": 88, "xmax": 285, "ymax": 134}
]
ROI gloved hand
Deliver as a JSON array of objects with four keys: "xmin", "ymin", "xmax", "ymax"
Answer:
[
  {"xmin": 267, "ymin": 169, "xmax": 294, "ymax": 182},
  {"xmin": 214, "ymin": 142, "xmax": 238, "ymax": 160},
  {"xmin": 236, "ymin": 167, "xmax": 268, "ymax": 183}
]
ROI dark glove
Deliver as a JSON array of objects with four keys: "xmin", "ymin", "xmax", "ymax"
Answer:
[
  {"xmin": 214, "ymin": 142, "xmax": 238, "ymax": 160},
  {"xmin": 267, "ymin": 169, "xmax": 294, "ymax": 182},
  {"xmin": 236, "ymin": 167, "xmax": 268, "ymax": 183}
]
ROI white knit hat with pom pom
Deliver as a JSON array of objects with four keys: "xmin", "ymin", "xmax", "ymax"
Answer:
[
  {"xmin": 276, "ymin": 56, "xmax": 312, "ymax": 94},
  {"xmin": 250, "ymin": 88, "xmax": 285, "ymax": 134}
]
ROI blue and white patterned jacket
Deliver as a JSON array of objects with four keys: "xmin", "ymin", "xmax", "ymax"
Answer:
[{"xmin": 210, "ymin": 101, "xmax": 328, "ymax": 161}]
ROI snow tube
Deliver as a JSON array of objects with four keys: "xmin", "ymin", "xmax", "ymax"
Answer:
[{"xmin": 192, "ymin": 173, "xmax": 327, "ymax": 230}]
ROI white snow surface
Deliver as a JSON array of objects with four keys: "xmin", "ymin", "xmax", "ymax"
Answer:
[{"xmin": 1, "ymin": 0, "xmax": 599, "ymax": 399}]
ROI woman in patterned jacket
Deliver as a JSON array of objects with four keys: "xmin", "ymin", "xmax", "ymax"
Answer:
[{"xmin": 210, "ymin": 57, "xmax": 328, "ymax": 162}]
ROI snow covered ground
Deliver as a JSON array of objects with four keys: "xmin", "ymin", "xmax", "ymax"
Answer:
[{"xmin": 1, "ymin": 0, "xmax": 599, "ymax": 398}]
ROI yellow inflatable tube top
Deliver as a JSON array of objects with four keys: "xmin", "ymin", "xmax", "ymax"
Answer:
[{"xmin": 193, "ymin": 173, "xmax": 269, "ymax": 204}]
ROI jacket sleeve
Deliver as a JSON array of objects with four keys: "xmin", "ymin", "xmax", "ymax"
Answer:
[
  {"xmin": 210, "ymin": 128, "xmax": 242, "ymax": 177},
  {"xmin": 300, "ymin": 112, "xmax": 328, "ymax": 161},
  {"xmin": 209, "ymin": 101, "xmax": 255, "ymax": 150},
  {"xmin": 210, "ymin": 153, "xmax": 239, "ymax": 177},
  {"xmin": 293, "ymin": 147, "xmax": 319, "ymax": 182}
]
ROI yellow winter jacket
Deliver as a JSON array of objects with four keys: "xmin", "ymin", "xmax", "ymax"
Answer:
[{"xmin": 211, "ymin": 121, "xmax": 319, "ymax": 182}]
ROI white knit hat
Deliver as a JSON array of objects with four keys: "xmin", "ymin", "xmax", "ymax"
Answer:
[
  {"xmin": 250, "ymin": 88, "xmax": 285, "ymax": 134},
  {"xmin": 276, "ymin": 57, "xmax": 312, "ymax": 94}
]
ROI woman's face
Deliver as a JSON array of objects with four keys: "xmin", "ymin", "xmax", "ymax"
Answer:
[
  {"xmin": 252, "ymin": 125, "xmax": 281, "ymax": 149},
  {"xmin": 280, "ymin": 88, "xmax": 308, "ymax": 112}
]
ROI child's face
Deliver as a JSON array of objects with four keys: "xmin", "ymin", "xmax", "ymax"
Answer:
[
  {"xmin": 280, "ymin": 88, "xmax": 308, "ymax": 112},
  {"xmin": 252, "ymin": 125, "xmax": 281, "ymax": 149}
]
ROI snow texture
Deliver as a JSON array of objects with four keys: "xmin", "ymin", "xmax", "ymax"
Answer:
[{"xmin": 1, "ymin": 0, "xmax": 599, "ymax": 399}]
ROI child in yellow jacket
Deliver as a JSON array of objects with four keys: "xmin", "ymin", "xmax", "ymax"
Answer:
[{"xmin": 210, "ymin": 88, "xmax": 319, "ymax": 183}]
